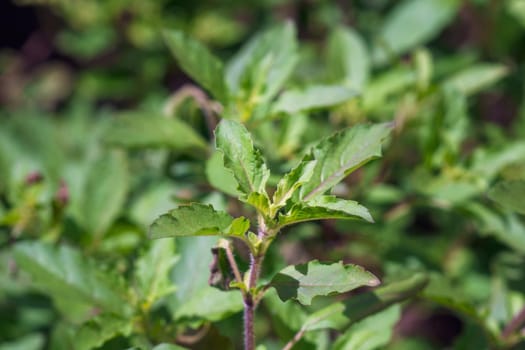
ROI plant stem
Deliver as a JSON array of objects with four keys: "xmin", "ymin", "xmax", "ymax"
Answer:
[
  {"xmin": 244, "ymin": 295, "xmax": 255, "ymax": 350},
  {"xmin": 243, "ymin": 216, "xmax": 269, "ymax": 350},
  {"xmin": 224, "ymin": 242, "xmax": 244, "ymax": 290},
  {"xmin": 245, "ymin": 252, "xmax": 263, "ymax": 350},
  {"xmin": 248, "ymin": 253, "xmax": 262, "ymax": 290},
  {"xmin": 163, "ymin": 84, "xmax": 221, "ymax": 137},
  {"xmin": 282, "ymin": 309, "xmax": 329, "ymax": 350},
  {"xmin": 282, "ymin": 327, "xmax": 306, "ymax": 350}
]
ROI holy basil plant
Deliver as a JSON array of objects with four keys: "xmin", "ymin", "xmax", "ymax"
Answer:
[{"xmin": 150, "ymin": 119, "xmax": 396, "ymax": 350}]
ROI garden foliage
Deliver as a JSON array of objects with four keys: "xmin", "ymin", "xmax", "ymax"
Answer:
[{"xmin": 1, "ymin": 0, "xmax": 525, "ymax": 349}]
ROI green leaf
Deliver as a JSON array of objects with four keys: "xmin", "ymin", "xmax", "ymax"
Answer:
[
  {"xmin": 488, "ymin": 276, "xmax": 510, "ymax": 326},
  {"xmin": 362, "ymin": 67, "xmax": 416, "ymax": 111},
  {"xmin": 300, "ymin": 123, "xmax": 393, "ymax": 201},
  {"xmin": 263, "ymin": 289, "xmax": 328, "ymax": 348},
  {"xmin": 57, "ymin": 27, "xmax": 116, "ymax": 59},
  {"xmin": 488, "ymin": 180, "xmax": 525, "ymax": 215},
  {"xmin": 13, "ymin": 241, "xmax": 129, "ymax": 316},
  {"xmin": 327, "ymin": 27, "xmax": 369, "ymax": 90},
  {"xmin": 246, "ymin": 192, "xmax": 271, "ymax": 215},
  {"xmin": 465, "ymin": 202, "xmax": 525, "ymax": 254},
  {"xmin": 0, "ymin": 115, "xmax": 64, "ymax": 185},
  {"xmin": 167, "ymin": 236, "xmax": 217, "ymax": 312},
  {"xmin": 453, "ymin": 322, "xmax": 491, "ymax": 350},
  {"xmin": 153, "ymin": 344, "xmax": 189, "ymax": 350},
  {"xmin": 0, "ymin": 333, "xmax": 44, "ymax": 350},
  {"xmin": 104, "ymin": 112, "xmax": 207, "ymax": 151},
  {"xmin": 0, "ymin": 132, "xmax": 11, "ymax": 195},
  {"xmin": 149, "ymin": 203, "xmax": 249, "ymax": 239},
  {"xmin": 414, "ymin": 48, "xmax": 433, "ymax": 90},
  {"xmin": 272, "ymin": 160, "xmax": 317, "ymax": 215},
  {"xmin": 373, "ymin": 0, "xmax": 458, "ymax": 64},
  {"xmin": 269, "ymin": 260, "xmax": 380, "ymax": 305},
  {"xmin": 471, "ymin": 142, "xmax": 525, "ymax": 179},
  {"xmin": 225, "ymin": 22, "xmax": 298, "ymax": 101},
  {"xmin": 277, "ymin": 113, "xmax": 309, "ymax": 157},
  {"xmin": 75, "ymin": 314, "xmax": 133, "ymax": 350},
  {"xmin": 174, "ymin": 287, "xmax": 243, "ymax": 322},
  {"xmin": 76, "ymin": 151, "xmax": 129, "ymax": 236},
  {"xmin": 129, "ymin": 181, "xmax": 180, "ymax": 227},
  {"xmin": 414, "ymin": 174, "xmax": 484, "ymax": 204},
  {"xmin": 263, "ymin": 289, "xmax": 308, "ymax": 332},
  {"xmin": 508, "ymin": 0, "xmax": 525, "ymax": 27},
  {"xmin": 300, "ymin": 303, "xmax": 349, "ymax": 332},
  {"xmin": 278, "ymin": 196, "xmax": 373, "ymax": 227},
  {"xmin": 306, "ymin": 274, "xmax": 428, "ymax": 333},
  {"xmin": 444, "ymin": 64, "xmax": 508, "ymax": 96},
  {"xmin": 332, "ymin": 305, "xmax": 401, "ymax": 350},
  {"xmin": 273, "ymin": 85, "xmax": 358, "ymax": 115},
  {"xmin": 321, "ymin": 273, "xmax": 428, "ymax": 331},
  {"xmin": 420, "ymin": 274, "xmax": 489, "ymax": 329},
  {"xmin": 215, "ymin": 119, "xmax": 270, "ymax": 199},
  {"xmin": 163, "ymin": 30, "xmax": 229, "ymax": 102},
  {"xmin": 205, "ymin": 151, "xmax": 241, "ymax": 197},
  {"xmin": 134, "ymin": 239, "xmax": 178, "ymax": 306},
  {"xmin": 263, "ymin": 275, "xmax": 428, "ymax": 345}
]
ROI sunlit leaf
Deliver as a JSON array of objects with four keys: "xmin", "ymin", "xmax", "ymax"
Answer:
[
  {"xmin": 488, "ymin": 180, "xmax": 525, "ymax": 215},
  {"xmin": 152, "ymin": 344, "xmax": 189, "ymax": 350},
  {"xmin": 362, "ymin": 67, "xmax": 416, "ymax": 110},
  {"xmin": 226, "ymin": 22, "xmax": 298, "ymax": 101},
  {"xmin": 14, "ymin": 241, "xmax": 130, "ymax": 316},
  {"xmin": 0, "ymin": 333, "xmax": 44, "ymax": 350},
  {"xmin": 104, "ymin": 112, "xmax": 207, "ymax": 151},
  {"xmin": 149, "ymin": 203, "xmax": 249, "ymax": 239},
  {"xmin": 75, "ymin": 314, "xmax": 132, "ymax": 350},
  {"xmin": 327, "ymin": 27, "xmax": 369, "ymax": 90},
  {"xmin": 174, "ymin": 287, "xmax": 243, "ymax": 322},
  {"xmin": 302, "ymin": 273, "xmax": 428, "ymax": 332},
  {"xmin": 373, "ymin": 0, "xmax": 459, "ymax": 64},
  {"xmin": 167, "ymin": 236, "xmax": 217, "ymax": 312},
  {"xmin": 272, "ymin": 160, "xmax": 317, "ymax": 215},
  {"xmin": 134, "ymin": 239, "xmax": 178, "ymax": 307},
  {"xmin": 444, "ymin": 64, "xmax": 508, "ymax": 96},
  {"xmin": 278, "ymin": 196, "xmax": 373, "ymax": 227},
  {"xmin": 332, "ymin": 305, "xmax": 401, "ymax": 350},
  {"xmin": 205, "ymin": 151, "xmax": 241, "ymax": 197},
  {"xmin": 270, "ymin": 260, "xmax": 380, "ymax": 305},
  {"xmin": 76, "ymin": 151, "xmax": 129, "ymax": 236},
  {"xmin": 273, "ymin": 85, "xmax": 358, "ymax": 115},
  {"xmin": 300, "ymin": 123, "xmax": 393, "ymax": 201},
  {"xmin": 215, "ymin": 120, "xmax": 270, "ymax": 200},
  {"xmin": 464, "ymin": 202, "xmax": 525, "ymax": 254},
  {"xmin": 164, "ymin": 29, "xmax": 229, "ymax": 102}
]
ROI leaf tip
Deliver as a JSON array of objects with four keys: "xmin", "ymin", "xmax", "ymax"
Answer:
[{"xmin": 368, "ymin": 275, "xmax": 381, "ymax": 287}]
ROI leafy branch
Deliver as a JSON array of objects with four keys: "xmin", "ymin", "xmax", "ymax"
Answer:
[{"xmin": 150, "ymin": 119, "xmax": 394, "ymax": 349}]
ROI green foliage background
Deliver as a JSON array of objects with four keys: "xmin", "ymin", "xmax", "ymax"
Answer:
[{"xmin": 1, "ymin": 0, "xmax": 525, "ymax": 349}]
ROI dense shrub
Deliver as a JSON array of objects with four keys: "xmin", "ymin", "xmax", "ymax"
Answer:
[{"xmin": 1, "ymin": 1, "xmax": 525, "ymax": 349}]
